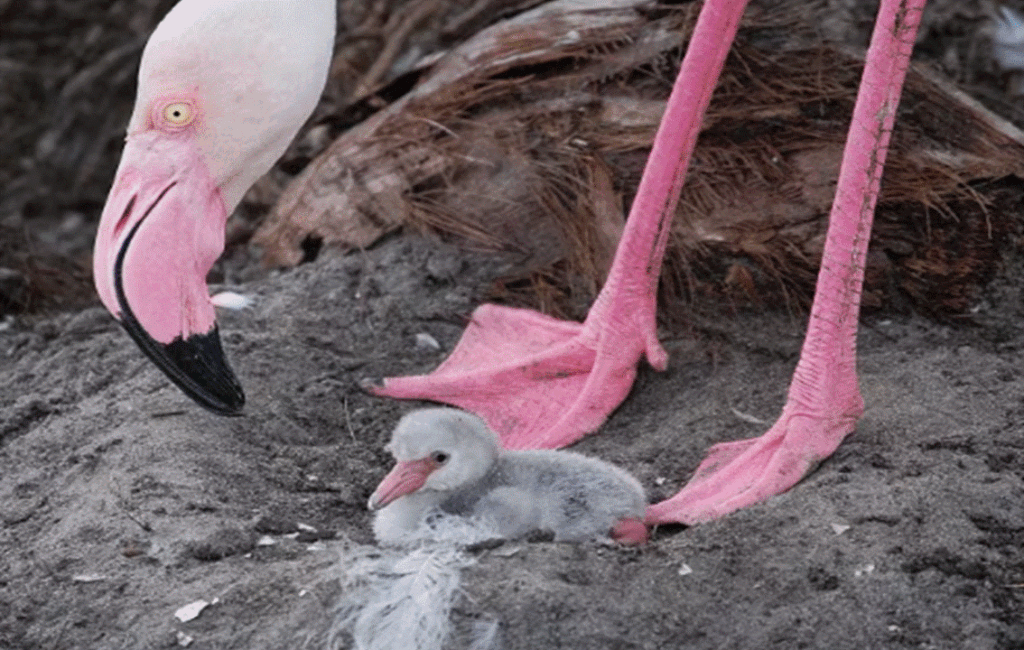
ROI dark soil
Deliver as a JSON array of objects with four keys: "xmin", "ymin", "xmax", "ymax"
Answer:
[{"xmin": 2, "ymin": 1, "xmax": 1024, "ymax": 649}]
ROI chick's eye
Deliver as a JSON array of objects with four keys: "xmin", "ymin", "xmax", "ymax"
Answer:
[
  {"xmin": 161, "ymin": 101, "xmax": 195, "ymax": 127},
  {"xmin": 431, "ymin": 451, "xmax": 449, "ymax": 465}
]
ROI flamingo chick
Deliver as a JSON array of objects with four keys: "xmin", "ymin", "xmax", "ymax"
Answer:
[{"xmin": 369, "ymin": 408, "xmax": 648, "ymax": 546}]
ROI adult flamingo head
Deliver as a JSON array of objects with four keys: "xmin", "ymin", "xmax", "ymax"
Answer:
[{"xmin": 93, "ymin": 0, "xmax": 335, "ymax": 414}]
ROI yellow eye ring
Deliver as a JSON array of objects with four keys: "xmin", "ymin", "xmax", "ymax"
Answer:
[{"xmin": 161, "ymin": 101, "xmax": 195, "ymax": 127}]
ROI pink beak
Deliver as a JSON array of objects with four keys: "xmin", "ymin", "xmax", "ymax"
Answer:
[
  {"xmin": 93, "ymin": 130, "xmax": 244, "ymax": 415},
  {"xmin": 367, "ymin": 457, "xmax": 440, "ymax": 510}
]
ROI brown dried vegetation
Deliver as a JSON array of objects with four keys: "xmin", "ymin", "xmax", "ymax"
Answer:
[{"xmin": 258, "ymin": 0, "xmax": 1024, "ymax": 322}]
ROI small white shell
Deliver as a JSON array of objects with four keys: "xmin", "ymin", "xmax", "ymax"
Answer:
[
  {"xmin": 210, "ymin": 291, "xmax": 253, "ymax": 310},
  {"xmin": 174, "ymin": 600, "xmax": 209, "ymax": 623}
]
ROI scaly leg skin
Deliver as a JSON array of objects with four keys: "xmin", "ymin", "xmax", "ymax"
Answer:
[
  {"xmin": 646, "ymin": 0, "xmax": 928, "ymax": 526},
  {"xmin": 373, "ymin": 0, "xmax": 751, "ymax": 450}
]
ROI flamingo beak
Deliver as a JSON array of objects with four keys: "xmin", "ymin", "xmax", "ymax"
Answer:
[
  {"xmin": 367, "ymin": 457, "xmax": 440, "ymax": 510},
  {"xmin": 93, "ymin": 131, "xmax": 245, "ymax": 415}
]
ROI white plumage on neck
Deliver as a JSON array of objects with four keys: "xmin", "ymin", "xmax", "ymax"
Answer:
[{"xmin": 130, "ymin": 0, "xmax": 335, "ymax": 212}]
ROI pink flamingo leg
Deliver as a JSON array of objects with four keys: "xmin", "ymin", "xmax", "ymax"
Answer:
[
  {"xmin": 647, "ymin": 0, "xmax": 927, "ymax": 525},
  {"xmin": 373, "ymin": 0, "xmax": 750, "ymax": 450}
]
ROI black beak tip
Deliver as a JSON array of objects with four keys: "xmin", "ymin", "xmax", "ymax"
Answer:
[
  {"xmin": 120, "ymin": 315, "xmax": 246, "ymax": 416},
  {"xmin": 183, "ymin": 366, "xmax": 245, "ymax": 417},
  {"xmin": 111, "ymin": 210, "xmax": 244, "ymax": 415}
]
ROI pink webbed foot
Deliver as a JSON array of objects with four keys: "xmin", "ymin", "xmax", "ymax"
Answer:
[
  {"xmin": 373, "ymin": 301, "xmax": 665, "ymax": 450},
  {"xmin": 646, "ymin": 399, "xmax": 863, "ymax": 525},
  {"xmin": 647, "ymin": 0, "xmax": 925, "ymax": 524},
  {"xmin": 373, "ymin": 0, "xmax": 747, "ymax": 450}
]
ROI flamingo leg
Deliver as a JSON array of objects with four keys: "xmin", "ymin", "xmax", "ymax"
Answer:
[
  {"xmin": 647, "ymin": 0, "xmax": 927, "ymax": 524},
  {"xmin": 372, "ymin": 0, "xmax": 750, "ymax": 450}
]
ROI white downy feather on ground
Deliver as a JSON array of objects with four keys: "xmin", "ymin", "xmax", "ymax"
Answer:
[{"xmin": 325, "ymin": 513, "xmax": 503, "ymax": 650}]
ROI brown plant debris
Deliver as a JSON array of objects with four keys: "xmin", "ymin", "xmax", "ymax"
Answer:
[{"xmin": 256, "ymin": 0, "xmax": 1024, "ymax": 322}]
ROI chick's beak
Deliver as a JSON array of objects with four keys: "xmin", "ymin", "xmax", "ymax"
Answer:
[{"xmin": 367, "ymin": 457, "xmax": 440, "ymax": 510}]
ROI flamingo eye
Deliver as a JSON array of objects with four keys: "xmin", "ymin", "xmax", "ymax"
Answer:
[
  {"xmin": 161, "ymin": 101, "xmax": 195, "ymax": 128},
  {"xmin": 431, "ymin": 451, "xmax": 450, "ymax": 465}
]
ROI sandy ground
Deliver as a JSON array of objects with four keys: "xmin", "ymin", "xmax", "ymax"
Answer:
[
  {"xmin": 3, "ymin": 0, "xmax": 1024, "ymax": 649},
  {"xmin": 2, "ymin": 233, "xmax": 1024, "ymax": 649}
]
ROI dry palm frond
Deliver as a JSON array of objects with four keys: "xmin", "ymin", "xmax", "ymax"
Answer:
[{"xmin": 258, "ymin": 0, "xmax": 1024, "ymax": 322}]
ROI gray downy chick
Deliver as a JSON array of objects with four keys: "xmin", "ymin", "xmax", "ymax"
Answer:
[{"xmin": 368, "ymin": 408, "xmax": 648, "ymax": 546}]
